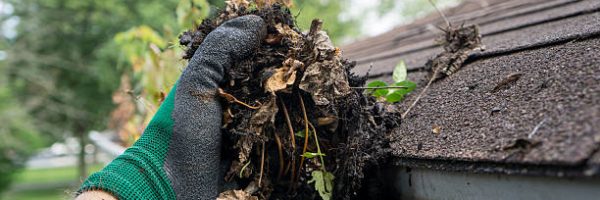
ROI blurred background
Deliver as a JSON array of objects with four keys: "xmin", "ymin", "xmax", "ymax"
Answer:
[{"xmin": 0, "ymin": 0, "xmax": 458, "ymax": 199}]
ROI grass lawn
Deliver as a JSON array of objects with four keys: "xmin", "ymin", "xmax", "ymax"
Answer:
[
  {"xmin": 2, "ymin": 188, "xmax": 71, "ymax": 200},
  {"xmin": 2, "ymin": 163, "xmax": 105, "ymax": 200},
  {"xmin": 14, "ymin": 164, "xmax": 104, "ymax": 185}
]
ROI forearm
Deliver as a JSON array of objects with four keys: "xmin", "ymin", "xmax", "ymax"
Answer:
[{"xmin": 76, "ymin": 190, "xmax": 117, "ymax": 200}]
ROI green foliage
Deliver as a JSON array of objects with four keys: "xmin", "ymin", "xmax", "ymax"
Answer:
[
  {"xmin": 177, "ymin": 0, "xmax": 210, "ymax": 29},
  {"xmin": 302, "ymin": 152, "xmax": 326, "ymax": 159},
  {"xmin": 392, "ymin": 61, "xmax": 408, "ymax": 83},
  {"xmin": 377, "ymin": 0, "xmax": 396, "ymax": 16},
  {"xmin": 107, "ymin": 0, "xmax": 211, "ymax": 142},
  {"xmin": 290, "ymin": 0, "xmax": 358, "ymax": 44},
  {"xmin": 3, "ymin": 0, "xmax": 179, "ymax": 140},
  {"xmin": 295, "ymin": 130, "xmax": 305, "ymax": 138},
  {"xmin": 0, "ymin": 73, "xmax": 43, "ymax": 193},
  {"xmin": 366, "ymin": 81, "xmax": 389, "ymax": 98},
  {"xmin": 366, "ymin": 61, "xmax": 417, "ymax": 103},
  {"xmin": 386, "ymin": 81, "xmax": 417, "ymax": 103},
  {"xmin": 308, "ymin": 170, "xmax": 334, "ymax": 200},
  {"xmin": 1, "ymin": 0, "xmax": 182, "ymax": 184}
]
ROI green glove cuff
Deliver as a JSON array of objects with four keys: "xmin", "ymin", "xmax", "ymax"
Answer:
[{"xmin": 78, "ymin": 82, "xmax": 178, "ymax": 200}]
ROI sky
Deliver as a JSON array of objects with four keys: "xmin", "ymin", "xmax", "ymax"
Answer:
[
  {"xmin": 0, "ymin": 0, "xmax": 14, "ymax": 60},
  {"xmin": 344, "ymin": 0, "xmax": 460, "ymax": 43}
]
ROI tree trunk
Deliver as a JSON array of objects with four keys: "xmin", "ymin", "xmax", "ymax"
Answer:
[{"xmin": 76, "ymin": 125, "xmax": 87, "ymax": 180}]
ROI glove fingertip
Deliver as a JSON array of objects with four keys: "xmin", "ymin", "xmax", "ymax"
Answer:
[{"xmin": 223, "ymin": 15, "xmax": 267, "ymax": 39}]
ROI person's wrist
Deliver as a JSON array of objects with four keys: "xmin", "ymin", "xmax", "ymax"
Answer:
[{"xmin": 75, "ymin": 190, "xmax": 117, "ymax": 200}]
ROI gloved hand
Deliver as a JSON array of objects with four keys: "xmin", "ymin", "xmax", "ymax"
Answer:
[{"xmin": 78, "ymin": 15, "xmax": 266, "ymax": 200}]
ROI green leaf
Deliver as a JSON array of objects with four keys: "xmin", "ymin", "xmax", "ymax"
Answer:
[
  {"xmin": 393, "ymin": 81, "xmax": 417, "ymax": 95},
  {"xmin": 366, "ymin": 81, "xmax": 388, "ymax": 97},
  {"xmin": 386, "ymin": 81, "xmax": 417, "ymax": 103},
  {"xmin": 295, "ymin": 130, "xmax": 309, "ymax": 138},
  {"xmin": 366, "ymin": 80, "xmax": 387, "ymax": 89},
  {"xmin": 302, "ymin": 152, "xmax": 326, "ymax": 159},
  {"xmin": 308, "ymin": 170, "xmax": 335, "ymax": 200},
  {"xmin": 392, "ymin": 60, "xmax": 408, "ymax": 83},
  {"xmin": 385, "ymin": 92, "xmax": 404, "ymax": 103}
]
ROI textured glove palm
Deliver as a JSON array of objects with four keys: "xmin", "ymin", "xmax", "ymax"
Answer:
[{"xmin": 78, "ymin": 15, "xmax": 266, "ymax": 200}]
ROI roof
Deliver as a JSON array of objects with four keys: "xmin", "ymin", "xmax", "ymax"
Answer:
[{"xmin": 343, "ymin": 0, "xmax": 600, "ymax": 176}]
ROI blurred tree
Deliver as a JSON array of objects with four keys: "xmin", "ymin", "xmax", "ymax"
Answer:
[
  {"xmin": 291, "ymin": 0, "xmax": 358, "ymax": 44},
  {"xmin": 107, "ymin": 0, "xmax": 211, "ymax": 145},
  {"xmin": 0, "ymin": 37, "xmax": 44, "ymax": 193},
  {"xmin": 0, "ymin": 78, "xmax": 43, "ymax": 193},
  {"xmin": 2, "ymin": 0, "xmax": 180, "ymax": 180}
]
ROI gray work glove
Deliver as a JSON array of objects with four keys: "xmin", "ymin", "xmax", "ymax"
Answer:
[
  {"xmin": 78, "ymin": 15, "xmax": 266, "ymax": 200},
  {"xmin": 166, "ymin": 15, "xmax": 267, "ymax": 199}
]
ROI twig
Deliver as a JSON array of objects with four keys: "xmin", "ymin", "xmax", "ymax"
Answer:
[
  {"xmin": 127, "ymin": 90, "xmax": 157, "ymax": 113},
  {"xmin": 428, "ymin": 0, "xmax": 450, "ymax": 27},
  {"xmin": 239, "ymin": 161, "xmax": 251, "ymax": 178},
  {"xmin": 217, "ymin": 88, "xmax": 261, "ymax": 109},
  {"xmin": 279, "ymin": 97, "xmax": 297, "ymax": 186},
  {"xmin": 296, "ymin": 94, "xmax": 310, "ymax": 185},
  {"xmin": 402, "ymin": 76, "xmax": 435, "ymax": 119},
  {"xmin": 283, "ymin": 159, "xmax": 291, "ymax": 175},
  {"xmin": 274, "ymin": 133, "xmax": 285, "ymax": 181},
  {"xmin": 350, "ymin": 86, "xmax": 410, "ymax": 89},
  {"xmin": 308, "ymin": 122, "xmax": 326, "ymax": 170},
  {"xmin": 279, "ymin": 97, "xmax": 296, "ymax": 149},
  {"xmin": 258, "ymin": 142, "xmax": 265, "ymax": 187},
  {"xmin": 289, "ymin": 158, "xmax": 296, "ymax": 191},
  {"xmin": 528, "ymin": 118, "xmax": 548, "ymax": 139}
]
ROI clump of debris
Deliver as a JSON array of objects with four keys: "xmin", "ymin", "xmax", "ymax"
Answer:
[
  {"xmin": 179, "ymin": 1, "xmax": 397, "ymax": 200},
  {"xmin": 179, "ymin": 1, "xmax": 483, "ymax": 199}
]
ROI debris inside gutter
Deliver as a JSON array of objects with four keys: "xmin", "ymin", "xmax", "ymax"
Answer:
[{"xmin": 178, "ymin": 1, "xmax": 482, "ymax": 199}]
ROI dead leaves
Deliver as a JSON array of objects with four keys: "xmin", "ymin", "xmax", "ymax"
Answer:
[
  {"xmin": 299, "ymin": 56, "xmax": 351, "ymax": 105},
  {"xmin": 299, "ymin": 20, "xmax": 351, "ymax": 105},
  {"xmin": 207, "ymin": 7, "xmax": 354, "ymax": 199},
  {"xmin": 312, "ymin": 31, "xmax": 336, "ymax": 61},
  {"xmin": 432, "ymin": 24, "xmax": 483, "ymax": 79},
  {"xmin": 225, "ymin": 0, "xmax": 250, "ymax": 16},
  {"xmin": 249, "ymin": 95, "xmax": 278, "ymax": 134},
  {"xmin": 217, "ymin": 190, "xmax": 258, "ymax": 200},
  {"xmin": 264, "ymin": 58, "xmax": 303, "ymax": 93},
  {"xmin": 255, "ymin": 0, "xmax": 294, "ymax": 8}
]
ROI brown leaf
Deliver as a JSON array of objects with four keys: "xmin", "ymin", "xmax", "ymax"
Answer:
[
  {"xmin": 317, "ymin": 117, "xmax": 337, "ymax": 126},
  {"xmin": 312, "ymin": 30, "xmax": 336, "ymax": 61},
  {"xmin": 224, "ymin": 0, "xmax": 249, "ymax": 17},
  {"xmin": 432, "ymin": 125, "xmax": 442, "ymax": 135},
  {"xmin": 217, "ymin": 190, "xmax": 258, "ymax": 200},
  {"xmin": 299, "ymin": 56, "xmax": 351, "ymax": 105},
  {"xmin": 235, "ymin": 137, "xmax": 254, "ymax": 177},
  {"xmin": 275, "ymin": 23, "xmax": 300, "ymax": 44},
  {"xmin": 264, "ymin": 34, "xmax": 283, "ymax": 45},
  {"xmin": 249, "ymin": 95, "xmax": 278, "ymax": 134},
  {"xmin": 226, "ymin": 0, "xmax": 250, "ymax": 9},
  {"xmin": 264, "ymin": 58, "xmax": 302, "ymax": 93},
  {"xmin": 222, "ymin": 107, "xmax": 233, "ymax": 128},
  {"xmin": 264, "ymin": 68, "xmax": 295, "ymax": 93}
]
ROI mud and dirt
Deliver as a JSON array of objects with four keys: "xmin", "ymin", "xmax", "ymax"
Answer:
[{"xmin": 180, "ymin": 3, "xmax": 398, "ymax": 200}]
